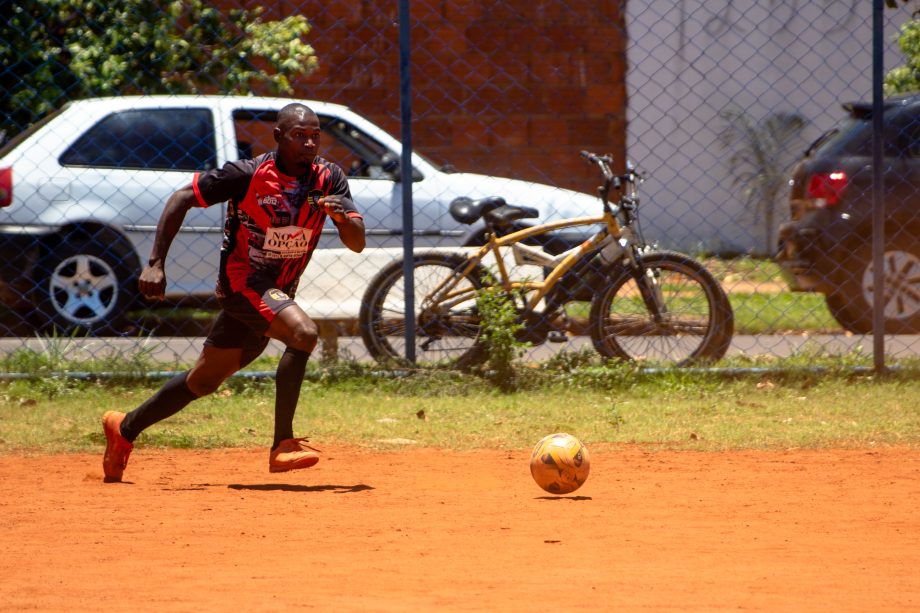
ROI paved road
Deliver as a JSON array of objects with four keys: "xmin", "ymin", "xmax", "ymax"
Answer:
[{"xmin": 2, "ymin": 333, "xmax": 918, "ymax": 371}]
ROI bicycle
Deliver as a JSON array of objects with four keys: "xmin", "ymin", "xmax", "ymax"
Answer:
[{"xmin": 359, "ymin": 151, "xmax": 734, "ymax": 367}]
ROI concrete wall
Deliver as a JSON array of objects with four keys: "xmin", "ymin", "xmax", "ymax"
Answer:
[{"xmin": 625, "ymin": 0, "xmax": 916, "ymax": 255}]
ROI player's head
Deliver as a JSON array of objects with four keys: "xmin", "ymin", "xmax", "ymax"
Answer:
[{"xmin": 274, "ymin": 103, "xmax": 321, "ymax": 176}]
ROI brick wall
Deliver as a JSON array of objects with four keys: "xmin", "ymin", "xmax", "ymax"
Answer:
[{"xmin": 250, "ymin": 0, "xmax": 627, "ymax": 191}]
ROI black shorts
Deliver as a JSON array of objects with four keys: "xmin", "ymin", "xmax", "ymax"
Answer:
[{"xmin": 204, "ymin": 284, "xmax": 298, "ymax": 353}]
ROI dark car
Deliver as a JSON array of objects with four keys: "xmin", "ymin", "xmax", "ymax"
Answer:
[{"xmin": 776, "ymin": 93, "xmax": 920, "ymax": 333}]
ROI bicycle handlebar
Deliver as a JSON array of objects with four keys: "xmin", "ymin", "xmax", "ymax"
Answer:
[
  {"xmin": 580, "ymin": 150, "xmax": 641, "ymax": 188},
  {"xmin": 579, "ymin": 150, "xmax": 613, "ymax": 164}
]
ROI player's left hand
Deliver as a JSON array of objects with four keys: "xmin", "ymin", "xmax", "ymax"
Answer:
[{"xmin": 319, "ymin": 195, "xmax": 350, "ymax": 224}]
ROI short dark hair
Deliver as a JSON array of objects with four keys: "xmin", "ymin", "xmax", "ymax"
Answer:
[{"xmin": 277, "ymin": 103, "xmax": 315, "ymax": 129}]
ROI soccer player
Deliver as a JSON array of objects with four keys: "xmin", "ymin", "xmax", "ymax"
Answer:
[{"xmin": 102, "ymin": 102, "xmax": 366, "ymax": 482}]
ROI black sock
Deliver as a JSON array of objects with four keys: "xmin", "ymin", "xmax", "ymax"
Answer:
[
  {"xmin": 120, "ymin": 372, "xmax": 200, "ymax": 442},
  {"xmin": 273, "ymin": 347, "xmax": 310, "ymax": 449}
]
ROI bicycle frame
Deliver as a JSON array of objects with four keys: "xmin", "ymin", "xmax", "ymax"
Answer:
[
  {"xmin": 424, "ymin": 208, "xmax": 631, "ymax": 315},
  {"xmin": 361, "ymin": 150, "xmax": 733, "ymax": 366}
]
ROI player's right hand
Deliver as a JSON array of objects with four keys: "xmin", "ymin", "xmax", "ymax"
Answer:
[{"xmin": 138, "ymin": 265, "xmax": 167, "ymax": 301}]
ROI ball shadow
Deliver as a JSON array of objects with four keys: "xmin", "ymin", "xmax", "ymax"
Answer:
[{"xmin": 535, "ymin": 495, "xmax": 592, "ymax": 501}]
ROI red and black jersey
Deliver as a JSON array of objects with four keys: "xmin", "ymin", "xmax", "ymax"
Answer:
[{"xmin": 191, "ymin": 152, "xmax": 362, "ymax": 297}]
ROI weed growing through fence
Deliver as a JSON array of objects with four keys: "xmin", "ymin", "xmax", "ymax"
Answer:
[
  {"xmin": 474, "ymin": 282, "xmax": 530, "ymax": 392},
  {"xmin": 2, "ymin": 331, "xmax": 160, "ymax": 376}
]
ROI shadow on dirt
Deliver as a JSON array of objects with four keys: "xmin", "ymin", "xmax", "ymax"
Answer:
[
  {"xmin": 535, "ymin": 495, "xmax": 592, "ymax": 501},
  {"xmin": 228, "ymin": 483, "xmax": 374, "ymax": 493}
]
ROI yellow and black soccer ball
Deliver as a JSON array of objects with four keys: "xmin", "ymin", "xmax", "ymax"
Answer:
[{"xmin": 529, "ymin": 432, "xmax": 590, "ymax": 494}]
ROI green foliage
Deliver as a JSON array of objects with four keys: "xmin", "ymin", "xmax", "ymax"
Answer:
[
  {"xmin": 885, "ymin": 17, "xmax": 920, "ymax": 95},
  {"xmin": 474, "ymin": 282, "xmax": 530, "ymax": 392},
  {"xmin": 543, "ymin": 347, "xmax": 598, "ymax": 372},
  {"xmin": 718, "ymin": 105, "xmax": 809, "ymax": 256},
  {"xmin": 0, "ymin": 0, "xmax": 318, "ymax": 137}
]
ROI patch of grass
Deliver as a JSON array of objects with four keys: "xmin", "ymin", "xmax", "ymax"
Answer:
[
  {"xmin": 561, "ymin": 257, "xmax": 837, "ymax": 335},
  {"xmin": 704, "ymin": 255, "xmax": 786, "ymax": 285},
  {"xmin": 1, "ymin": 361, "xmax": 918, "ymax": 454},
  {"xmin": 0, "ymin": 255, "xmax": 910, "ymax": 454},
  {"xmin": 731, "ymin": 292, "xmax": 839, "ymax": 334}
]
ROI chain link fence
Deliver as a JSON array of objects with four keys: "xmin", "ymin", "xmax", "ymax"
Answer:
[{"xmin": 0, "ymin": 0, "xmax": 917, "ymax": 370}]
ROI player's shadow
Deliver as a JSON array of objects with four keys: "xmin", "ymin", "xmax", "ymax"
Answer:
[
  {"xmin": 535, "ymin": 495, "xmax": 592, "ymax": 501},
  {"xmin": 227, "ymin": 483, "xmax": 374, "ymax": 494}
]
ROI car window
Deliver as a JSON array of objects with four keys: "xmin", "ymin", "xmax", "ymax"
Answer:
[
  {"xmin": 233, "ymin": 108, "xmax": 419, "ymax": 180},
  {"xmin": 810, "ymin": 118, "xmax": 867, "ymax": 157},
  {"xmin": 60, "ymin": 109, "xmax": 217, "ymax": 171},
  {"xmin": 319, "ymin": 118, "xmax": 394, "ymax": 178},
  {"xmin": 0, "ymin": 105, "xmax": 66, "ymax": 159},
  {"xmin": 234, "ymin": 109, "xmax": 369, "ymax": 168},
  {"xmin": 813, "ymin": 116, "xmax": 909, "ymax": 158}
]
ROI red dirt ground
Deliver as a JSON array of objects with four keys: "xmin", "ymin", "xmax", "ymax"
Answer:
[{"xmin": 0, "ymin": 445, "xmax": 918, "ymax": 612}]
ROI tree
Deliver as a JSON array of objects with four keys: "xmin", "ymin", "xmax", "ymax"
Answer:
[
  {"xmin": 885, "ymin": 16, "xmax": 920, "ymax": 94},
  {"xmin": 0, "ymin": 0, "xmax": 318, "ymax": 138},
  {"xmin": 718, "ymin": 106, "xmax": 809, "ymax": 256}
]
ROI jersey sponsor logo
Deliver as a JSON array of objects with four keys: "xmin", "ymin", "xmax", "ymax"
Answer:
[
  {"xmin": 262, "ymin": 225, "xmax": 313, "ymax": 259},
  {"xmin": 257, "ymin": 191, "xmax": 297, "ymax": 225},
  {"xmin": 256, "ymin": 193, "xmax": 280, "ymax": 224}
]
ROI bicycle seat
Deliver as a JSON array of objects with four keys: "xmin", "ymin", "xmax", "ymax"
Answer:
[
  {"xmin": 484, "ymin": 204, "xmax": 539, "ymax": 227},
  {"xmin": 449, "ymin": 196, "xmax": 507, "ymax": 224},
  {"xmin": 449, "ymin": 196, "xmax": 539, "ymax": 226}
]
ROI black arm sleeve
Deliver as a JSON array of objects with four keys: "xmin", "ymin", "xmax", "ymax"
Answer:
[{"xmin": 195, "ymin": 155, "xmax": 263, "ymax": 206}]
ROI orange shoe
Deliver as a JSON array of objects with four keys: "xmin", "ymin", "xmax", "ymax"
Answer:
[
  {"xmin": 269, "ymin": 438, "xmax": 320, "ymax": 473},
  {"xmin": 102, "ymin": 411, "xmax": 134, "ymax": 482}
]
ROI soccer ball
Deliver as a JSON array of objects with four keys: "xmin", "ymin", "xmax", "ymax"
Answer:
[{"xmin": 529, "ymin": 432, "xmax": 590, "ymax": 494}]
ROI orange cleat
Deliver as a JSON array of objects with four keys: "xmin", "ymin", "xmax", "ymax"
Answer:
[
  {"xmin": 102, "ymin": 411, "xmax": 134, "ymax": 482},
  {"xmin": 269, "ymin": 438, "xmax": 320, "ymax": 473}
]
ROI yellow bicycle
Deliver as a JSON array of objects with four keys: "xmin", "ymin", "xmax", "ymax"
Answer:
[{"xmin": 359, "ymin": 151, "xmax": 734, "ymax": 367}]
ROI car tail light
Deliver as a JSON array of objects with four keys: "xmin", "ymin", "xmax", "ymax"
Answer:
[
  {"xmin": 806, "ymin": 171, "xmax": 847, "ymax": 207},
  {"xmin": 0, "ymin": 167, "xmax": 10, "ymax": 207}
]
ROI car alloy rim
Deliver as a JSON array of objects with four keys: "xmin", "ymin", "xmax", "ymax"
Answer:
[
  {"xmin": 861, "ymin": 249, "xmax": 920, "ymax": 321},
  {"xmin": 48, "ymin": 254, "xmax": 119, "ymax": 325}
]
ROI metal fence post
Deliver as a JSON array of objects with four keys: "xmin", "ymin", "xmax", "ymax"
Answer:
[
  {"xmin": 872, "ymin": 0, "xmax": 886, "ymax": 371},
  {"xmin": 398, "ymin": 0, "xmax": 416, "ymax": 364}
]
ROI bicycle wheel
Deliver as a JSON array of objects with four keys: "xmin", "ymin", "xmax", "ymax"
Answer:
[
  {"xmin": 588, "ymin": 251, "xmax": 734, "ymax": 365},
  {"xmin": 359, "ymin": 252, "xmax": 489, "ymax": 367}
]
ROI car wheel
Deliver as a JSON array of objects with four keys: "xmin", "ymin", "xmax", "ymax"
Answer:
[
  {"xmin": 831, "ymin": 238, "xmax": 920, "ymax": 334},
  {"xmin": 30, "ymin": 237, "xmax": 139, "ymax": 335},
  {"xmin": 824, "ymin": 292, "xmax": 870, "ymax": 334}
]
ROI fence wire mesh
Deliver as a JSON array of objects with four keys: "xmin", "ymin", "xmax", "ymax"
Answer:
[{"xmin": 0, "ymin": 0, "xmax": 918, "ymax": 371}]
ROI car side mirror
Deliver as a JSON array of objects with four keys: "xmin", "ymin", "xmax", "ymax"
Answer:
[{"xmin": 381, "ymin": 152, "xmax": 400, "ymax": 177}]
